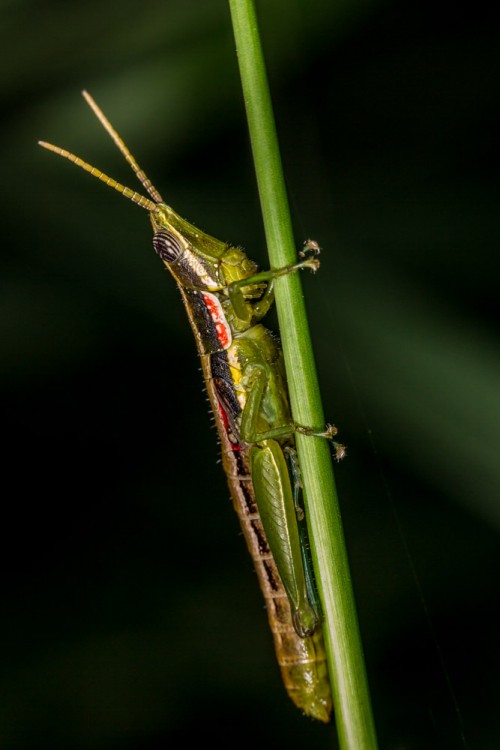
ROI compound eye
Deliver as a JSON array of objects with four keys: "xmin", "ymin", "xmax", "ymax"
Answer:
[{"xmin": 153, "ymin": 231, "xmax": 183, "ymax": 263}]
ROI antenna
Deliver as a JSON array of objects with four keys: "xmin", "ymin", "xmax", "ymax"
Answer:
[
  {"xmin": 38, "ymin": 90, "xmax": 163, "ymax": 213},
  {"xmin": 81, "ymin": 90, "xmax": 163, "ymax": 204}
]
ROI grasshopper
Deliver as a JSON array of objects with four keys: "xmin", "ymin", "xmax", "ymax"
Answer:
[{"xmin": 39, "ymin": 91, "xmax": 344, "ymax": 722}]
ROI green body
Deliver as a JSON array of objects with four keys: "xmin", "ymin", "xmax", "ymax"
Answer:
[{"xmin": 152, "ymin": 208, "xmax": 333, "ymax": 720}]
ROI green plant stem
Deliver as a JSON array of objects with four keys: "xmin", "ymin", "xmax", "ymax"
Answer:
[{"xmin": 227, "ymin": 2, "xmax": 378, "ymax": 748}]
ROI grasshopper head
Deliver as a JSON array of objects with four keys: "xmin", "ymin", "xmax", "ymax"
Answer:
[{"xmin": 151, "ymin": 203, "xmax": 230, "ymax": 291}]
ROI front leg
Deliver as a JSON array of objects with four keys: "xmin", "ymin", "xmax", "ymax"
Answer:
[{"xmin": 227, "ymin": 242, "xmax": 321, "ymax": 324}]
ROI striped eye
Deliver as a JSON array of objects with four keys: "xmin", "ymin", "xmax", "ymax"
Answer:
[{"xmin": 153, "ymin": 231, "xmax": 183, "ymax": 263}]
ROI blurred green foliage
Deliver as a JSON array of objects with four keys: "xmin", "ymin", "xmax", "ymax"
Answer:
[{"xmin": 1, "ymin": 0, "xmax": 499, "ymax": 748}]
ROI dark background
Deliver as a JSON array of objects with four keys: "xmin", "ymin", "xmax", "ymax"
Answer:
[{"xmin": 2, "ymin": 0, "xmax": 499, "ymax": 747}]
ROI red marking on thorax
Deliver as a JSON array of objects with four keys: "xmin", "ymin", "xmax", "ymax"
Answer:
[{"xmin": 202, "ymin": 292, "xmax": 232, "ymax": 349}]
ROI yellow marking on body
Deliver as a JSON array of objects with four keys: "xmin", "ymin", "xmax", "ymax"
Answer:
[{"xmin": 226, "ymin": 346, "xmax": 247, "ymax": 410}]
